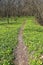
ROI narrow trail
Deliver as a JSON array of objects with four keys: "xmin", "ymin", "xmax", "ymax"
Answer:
[{"xmin": 14, "ymin": 20, "xmax": 28, "ymax": 65}]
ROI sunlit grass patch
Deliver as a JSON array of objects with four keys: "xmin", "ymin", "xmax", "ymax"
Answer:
[
  {"xmin": 0, "ymin": 17, "xmax": 24, "ymax": 65},
  {"xmin": 23, "ymin": 16, "xmax": 43, "ymax": 65}
]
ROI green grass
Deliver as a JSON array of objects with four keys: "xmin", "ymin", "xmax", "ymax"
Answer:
[
  {"xmin": 23, "ymin": 16, "xmax": 43, "ymax": 65},
  {"xmin": 0, "ymin": 16, "xmax": 43, "ymax": 65},
  {"xmin": 0, "ymin": 17, "xmax": 25, "ymax": 65}
]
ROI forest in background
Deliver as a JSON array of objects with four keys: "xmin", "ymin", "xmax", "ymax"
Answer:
[{"xmin": 0, "ymin": 0, "xmax": 43, "ymax": 25}]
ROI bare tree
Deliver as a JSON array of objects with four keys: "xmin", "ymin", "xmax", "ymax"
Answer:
[{"xmin": 32, "ymin": 0, "xmax": 43, "ymax": 25}]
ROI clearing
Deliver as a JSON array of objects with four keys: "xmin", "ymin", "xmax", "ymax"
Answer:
[{"xmin": 0, "ymin": 16, "xmax": 43, "ymax": 65}]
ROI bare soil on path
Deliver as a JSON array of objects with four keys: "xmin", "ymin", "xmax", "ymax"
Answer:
[{"xmin": 14, "ymin": 20, "xmax": 28, "ymax": 65}]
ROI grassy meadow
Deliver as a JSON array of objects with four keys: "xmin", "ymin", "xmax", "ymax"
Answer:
[
  {"xmin": 0, "ymin": 17, "xmax": 24, "ymax": 65},
  {"xmin": 23, "ymin": 17, "xmax": 43, "ymax": 65},
  {"xmin": 0, "ymin": 16, "xmax": 43, "ymax": 65}
]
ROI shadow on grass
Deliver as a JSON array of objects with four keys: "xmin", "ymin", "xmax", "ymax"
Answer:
[
  {"xmin": 0, "ymin": 22, "xmax": 21, "ymax": 25},
  {"xmin": 0, "ymin": 23, "xmax": 15, "ymax": 25}
]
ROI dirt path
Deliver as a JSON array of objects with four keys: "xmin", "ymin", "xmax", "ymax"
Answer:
[{"xmin": 14, "ymin": 20, "xmax": 28, "ymax": 65}]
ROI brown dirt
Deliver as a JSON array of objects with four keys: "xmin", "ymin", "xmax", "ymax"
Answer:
[{"xmin": 13, "ymin": 21, "xmax": 28, "ymax": 65}]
